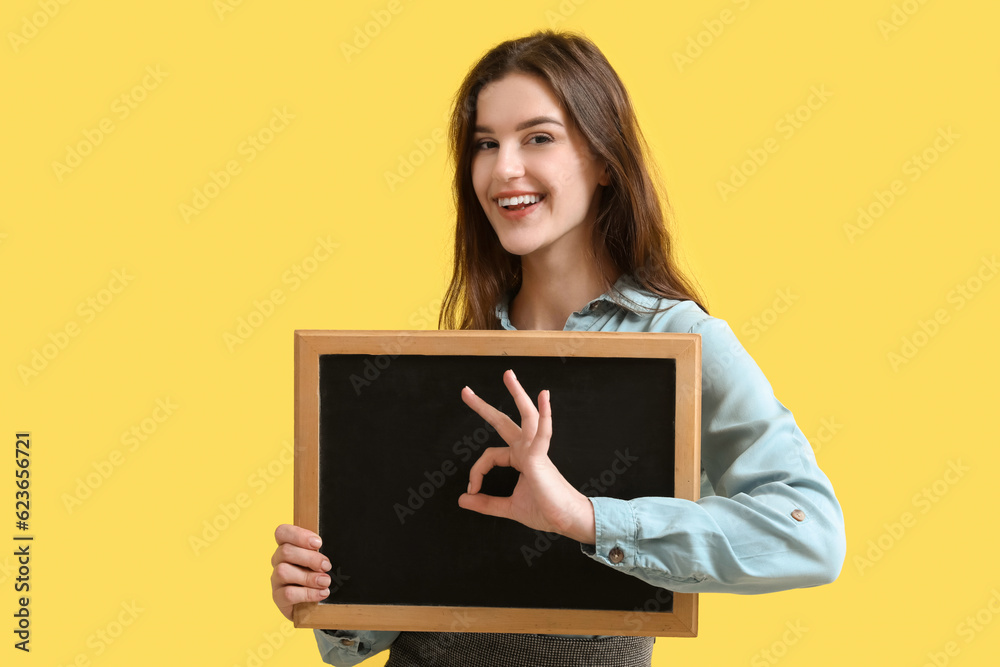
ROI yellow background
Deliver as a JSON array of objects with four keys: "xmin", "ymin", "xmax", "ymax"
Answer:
[{"xmin": 2, "ymin": 0, "xmax": 998, "ymax": 665}]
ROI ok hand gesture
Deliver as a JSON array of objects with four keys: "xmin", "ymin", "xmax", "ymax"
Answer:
[{"xmin": 457, "ymin": 369, "xmax": 596, "ymax": 545}]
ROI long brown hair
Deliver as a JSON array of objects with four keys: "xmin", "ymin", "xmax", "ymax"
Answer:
[{"xmin": 438, "ymin": 30, "xmax": 708, "ymax": 330}]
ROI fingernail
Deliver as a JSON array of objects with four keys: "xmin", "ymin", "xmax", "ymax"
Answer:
[
  {"xmin": 322, "ymin": 559, "xmax": 331, "ymax": 570},
  {"xmin": 467, "ymin": 482, "xmax": 472, "ymax": 494},
  {"xmin": 465, "ymin": 385, "xmax": 474, "ymax": 395},
  {"xmin": 509, "ymin": 369, "xmax": 516, "ymax": 380},
  {"xmin": 309, "ymin": 537, "xmax": 322, "ymax": 548},
  {"xmin": 318, "ymin": 575, "xmax": 331, "ymax": 587},
  {"xmin": 320, "ymin": 588, "xmax": 330, "ymax": 597}
]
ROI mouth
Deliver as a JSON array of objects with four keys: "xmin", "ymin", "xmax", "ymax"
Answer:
[{"xmin": 494, "ymin": 194, "xmax": 546, "ymax": 212}]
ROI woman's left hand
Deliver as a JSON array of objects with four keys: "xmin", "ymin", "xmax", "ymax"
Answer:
[{"xmin": 457, "ymin": 369, "xmax": 596, "ymax": 545}]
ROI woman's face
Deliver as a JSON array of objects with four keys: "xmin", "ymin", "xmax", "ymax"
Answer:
[{"xmin": 471, "ymin": 72, "xmax": 609, "ymax": 263}]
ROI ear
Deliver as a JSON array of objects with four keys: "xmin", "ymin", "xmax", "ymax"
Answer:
[{"xmin": 598, "ymin": 161, "xmax": 611, "ymax": 187}]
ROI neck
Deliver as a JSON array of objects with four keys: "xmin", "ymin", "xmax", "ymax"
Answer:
[{"xmin": 510, "ymin": 249, "xmax": 619, "ymax": 331}]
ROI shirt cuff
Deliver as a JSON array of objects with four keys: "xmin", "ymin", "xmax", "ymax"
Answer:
[
  {"xmin": 579, "ymin": 496, "xmax": 638, "ymax": 569},
  {"xmin": 314, "ymin": 628, "xmax": 399, "ymax": 666}
]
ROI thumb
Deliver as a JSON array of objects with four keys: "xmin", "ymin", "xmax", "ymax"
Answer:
[{"xmin": 458, "ymin": 492, "xmax": 511, "ymax": 521}]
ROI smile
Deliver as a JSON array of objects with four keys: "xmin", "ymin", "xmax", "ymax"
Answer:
[{"xmin": 495, "ymin": 194, "xmax": 546, "ymax": 211}]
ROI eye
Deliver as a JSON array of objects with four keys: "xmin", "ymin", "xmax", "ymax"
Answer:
[{"xmin": 474, "ymin": 134, "xmax": 553, "ymax": 151}]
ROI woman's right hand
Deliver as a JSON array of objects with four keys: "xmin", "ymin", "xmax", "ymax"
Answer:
[{"xmin": 271, "ymin": 524, "xmax": 332, "ymax": 621}]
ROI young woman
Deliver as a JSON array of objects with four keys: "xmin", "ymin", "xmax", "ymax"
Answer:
[{"xmin": 271, "ymin": 30, "xmax": 846, "ymax": 667}]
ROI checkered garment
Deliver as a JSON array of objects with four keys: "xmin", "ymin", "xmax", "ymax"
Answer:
[{"xmin": 384, "ymin": 632, "xmax": 655, "ymax": 666}]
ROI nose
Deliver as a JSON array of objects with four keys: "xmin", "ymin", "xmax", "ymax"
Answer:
[{"xmin": 492, "ymin": 142, "xmax": 525, "ymax": 181}]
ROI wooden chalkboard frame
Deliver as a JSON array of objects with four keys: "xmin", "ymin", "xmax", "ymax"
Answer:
[{"xmin": 293, "ymin": 330, "xmax": 700, "ymax": 637}]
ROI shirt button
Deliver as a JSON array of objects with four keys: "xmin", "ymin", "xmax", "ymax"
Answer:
[
  {"xmin": 608, "ymin": 546, "xmax": 625, "ymax": 564},
  {"xmin": 791, "ymin": 509, "xmax": 806, "ymax": 522},
  {"xmin": 340, "ymin": 639, "xmax": 356, "ymax": 647}
]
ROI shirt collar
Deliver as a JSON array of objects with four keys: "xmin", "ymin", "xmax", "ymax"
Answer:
[{"xmin": 495, "ymin": 273, "xmax": 660, "ymax": 330}]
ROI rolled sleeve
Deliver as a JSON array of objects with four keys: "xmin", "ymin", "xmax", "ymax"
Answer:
[
  {"xmin": 313, "ymin": 628, "xmax": 399, "ymax": 666},
  {"xmin": 581, "ymin": 313, "xmax": 846, "ymax": 594}
]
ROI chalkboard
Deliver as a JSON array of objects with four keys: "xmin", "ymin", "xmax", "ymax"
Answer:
[{"xmin": 293, "ymin": 330, "xmax": 700, "ymax": 637}]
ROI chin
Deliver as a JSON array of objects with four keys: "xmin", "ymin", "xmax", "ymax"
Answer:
[
  {"xmin": 494, "ymin": 234, "xmax": 542, "ymax": 258},
  {"xmin": 498, "ymin": 244, "xmax": 534, "ymax": 258},
  {"xmin": 487, "ymin": 227, "xmax": 529, "ymax": 255}
]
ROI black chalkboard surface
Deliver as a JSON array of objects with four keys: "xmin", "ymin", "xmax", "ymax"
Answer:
[{"xmin": 294, "ymin": 330, "xmax": 700, "ymax": 637}]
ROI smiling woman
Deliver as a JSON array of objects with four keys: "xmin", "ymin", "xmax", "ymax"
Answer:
[
  {"xmin": 270, "ymin": 29, "xmax": 846, "ymax": 667},
  {"xmin": 470, "ymin": 72, "xmax": 611, "ymax": 292},
  {"xmin": 439, "ymin": 30, "xmax": 708, "ymax": 334}
]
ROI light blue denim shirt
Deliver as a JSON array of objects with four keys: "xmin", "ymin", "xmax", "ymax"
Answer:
[{"xmin": 314, "ymin": 273, "xmax": 846, "ymax": 665}]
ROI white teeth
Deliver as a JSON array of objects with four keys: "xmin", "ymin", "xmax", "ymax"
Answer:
[{"xmin": 498, "ymin": 194, "xmax": 542, "ymax": 207}]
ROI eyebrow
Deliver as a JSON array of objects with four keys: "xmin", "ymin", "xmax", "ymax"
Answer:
[{"xmin": 473, "ymin": 116, "xmax": 564, "ymax": 134}]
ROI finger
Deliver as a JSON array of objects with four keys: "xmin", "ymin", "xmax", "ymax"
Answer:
[
  {"xmin": 467, "ymin": 446, "xmax": 511, "ymax": 495},
  {"xmin": 503, "ymin": 369, "xmax": 539, "ymax": 440},
  {"xmin": 271, "ymin": 541, "xmax": 332, "ymax": 572},
  {"xmin": 461, "ymin": 385, "xmax": 520, "ymax": 444},
  {"xmin": 273, "ymin": 580, "xmax": 330, "ymax": 619},
  {"xmin": 457, "ymin": 491, "xmax": 512, "ymax": 521},
  {"xmin": 274, "ymin": 523, "xmax": 323, "ymax": 550},
  {"xmin": 271, "ymin": 561, "xmax": 333, "ymax": 591},
  {"xmin": 534, "ymin": 389, "xmax": 552, "ymax": 457}
]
